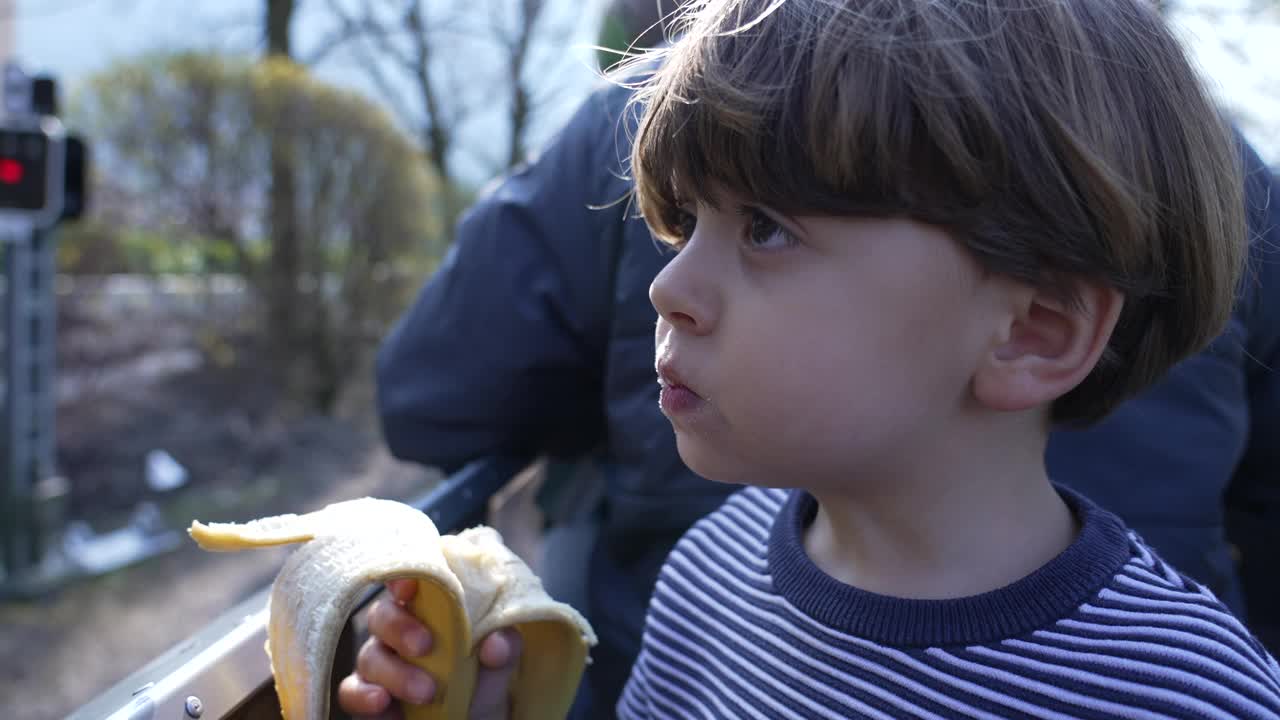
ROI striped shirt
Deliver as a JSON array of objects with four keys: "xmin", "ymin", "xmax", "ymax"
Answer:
[{"xmin": 617, "ymin": 486, "xmax": 1280, "ymax": 719}]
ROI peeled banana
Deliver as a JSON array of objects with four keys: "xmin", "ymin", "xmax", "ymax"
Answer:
[{"xmin": 188, "ymin": 497, "xmax": 596, "ymax": 720}]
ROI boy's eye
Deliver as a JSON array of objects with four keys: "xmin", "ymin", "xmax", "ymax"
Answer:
[{"xmin": 742, "ymin": 207, "xmax": 797, "ymax": 251}]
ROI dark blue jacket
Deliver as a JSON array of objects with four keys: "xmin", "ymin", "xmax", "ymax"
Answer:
[{"xmin": 376, "ymin": 78, "xmax": 1280, "ymax": 714}]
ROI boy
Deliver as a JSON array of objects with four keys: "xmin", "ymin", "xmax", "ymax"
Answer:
[
  {"xmin": 340, "ymin": 0, "xmax": 1280, "ymax": 717},
  {"xmin": 617, "ymin": 0, "xmax": 1280, "ymax": 716}
]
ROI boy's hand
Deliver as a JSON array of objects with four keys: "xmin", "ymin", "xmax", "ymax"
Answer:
[{"xmin": 337, "ymin": 579, "xmax": 524, "ymax": 720}]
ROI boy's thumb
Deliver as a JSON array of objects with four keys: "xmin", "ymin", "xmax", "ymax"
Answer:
[
  {"xmin": 469, "ymin": 629, "xmax": 523, "ymax": 720},
  {"xmin": 386, "ymin": 578, "xmax": 418, "ymax": 605}
]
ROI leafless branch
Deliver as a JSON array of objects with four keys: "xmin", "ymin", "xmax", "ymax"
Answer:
[
  {"xmin": 403, "ymin": 0, "xmax": 453, "ymax": 180},
  {"xmin": 319, "ymin": 0, "xmax": 419, "ymax": 130},
  {"xmin": 301, "ymin": 14, "xmax": 399, "ymax": 66}
]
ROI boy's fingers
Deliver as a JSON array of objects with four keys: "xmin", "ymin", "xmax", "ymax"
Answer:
[
  {"xmin": 355, "ymin": 638, "xmax": 436, "ymax": 706},
  {"xmin": 337, "ymin": 673, "xmax": 394, "ymax": 717},
  {"xmin": 469, "ymin": 629, "xmax": 523, "ymax": 720},
  {"xmin": 477, "ymin": 628, "xmax": 523, "ymax": 669},
  {"xmin": 386, "ymin": 579, "xmax": 418, "ymax": 605},
  {"xmin": 367, "ymin": 595, "xmax": 433, "ymax": 658}
]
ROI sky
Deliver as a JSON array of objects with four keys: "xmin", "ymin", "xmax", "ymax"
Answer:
[
  {"xmin": 1170, "ymin": 0, "xmax": 1280, "ymax": 164},
  {"xmin": 14, "ymin": 0, "xmax": 612, "ymax": 184},
  {"xmin": 12, "ymin": 0, "xmax": 1280, "ymax": 170}
]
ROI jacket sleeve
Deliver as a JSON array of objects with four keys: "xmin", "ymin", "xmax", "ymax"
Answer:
[{"xmin": 375, "ymin": 84, "xmax": 633, "ymax": 473}]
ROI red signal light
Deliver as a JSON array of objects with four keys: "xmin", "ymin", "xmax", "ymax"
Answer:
[{"xmin": 0, "ymin": 158, "xmax": 23, "ymax": 185}]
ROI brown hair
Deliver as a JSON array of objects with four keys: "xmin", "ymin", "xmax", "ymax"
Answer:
[{"xmin": 627, "ymin": 0, "xmax": 1247, "ymax": 425}]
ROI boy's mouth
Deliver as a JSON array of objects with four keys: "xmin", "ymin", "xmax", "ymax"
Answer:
[
  {"xmin": 656, "ymin": 361, "xmax": 706, "ymax": 415},
  {"xmin": 656, "ymin": 360, "xmax": 695, "ymax": 392}
]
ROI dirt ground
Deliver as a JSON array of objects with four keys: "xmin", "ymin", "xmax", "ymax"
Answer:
[{"xmin": 0, "ymin": 287, "xmax": 453, "ymax": 720}]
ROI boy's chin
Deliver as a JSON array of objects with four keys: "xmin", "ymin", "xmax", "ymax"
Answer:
[
  {"xmin": 675, "ymin": 446, "xmax": 737, "ymax": 486},
  {"xmin": 676, "ymin": 445, "xmax": 792, "ymax": 490}
]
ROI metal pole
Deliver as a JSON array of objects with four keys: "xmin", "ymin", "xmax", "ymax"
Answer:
[
  {"xmin": 0, "ymin": 53, "xmax": 28, "ymax": 582},
  {"xmin": 1, "ymin": 220, "xmax": 35, "ymax": 579},
  {"xmin": 0, "ymin": 55, "xmax": 57, "ymax": 585}
]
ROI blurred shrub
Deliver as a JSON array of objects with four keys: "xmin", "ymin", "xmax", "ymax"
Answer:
[
  {"xmin": 58, "ymin": 223, "xmax": 244, "ymax": 274},
  {"xmin": 62, "ymin": 52, "xmax": 446, "ymax": 412}
]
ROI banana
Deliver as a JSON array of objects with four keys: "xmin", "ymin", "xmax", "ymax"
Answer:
[{"xmin": 188, "ymin": 497, "xmax": 596, "ymax": 720}]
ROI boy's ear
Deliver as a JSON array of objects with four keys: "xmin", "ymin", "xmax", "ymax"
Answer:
[{"xmin": 972, "ymin": 280, "xmax": 1123, "ymax": 413}]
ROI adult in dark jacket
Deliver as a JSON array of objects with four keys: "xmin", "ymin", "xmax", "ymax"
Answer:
[{"xmin": 375, "ymin": 73, "xmax": 1280, "ymax": 717}]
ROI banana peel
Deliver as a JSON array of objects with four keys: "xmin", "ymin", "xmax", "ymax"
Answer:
[{"xmin": 188, "ymin": 497, "xmax": 596, "ymax": 720}]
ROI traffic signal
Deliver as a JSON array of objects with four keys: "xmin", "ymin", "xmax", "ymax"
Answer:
[
  {"xmin": 0, "ymin": 70, "xmax": 89, "ymax": 228},
  {"xmin": 0, "ymin": 126, "xmax": 54, "ymax": 213}
]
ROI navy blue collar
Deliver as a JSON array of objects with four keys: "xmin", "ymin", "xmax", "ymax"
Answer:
[{"xmin": 767, "ymin": 485, "xmax": 1132, "ymax": 647}]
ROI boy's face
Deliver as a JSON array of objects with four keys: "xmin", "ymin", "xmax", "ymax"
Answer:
[{"xmin": 651, "ymin": 190, "xmax": 1012, "ymax": 490}]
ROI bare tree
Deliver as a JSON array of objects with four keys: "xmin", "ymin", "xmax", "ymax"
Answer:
[
  {"xmin": 496, "ymin": 0, "xmax": 551, "ymax": 168},
  {"xmin": 309, "ymin": 0, "xmax": 585, "ymax": 241},
  {"xmin": 74, "ymin": 53, "xmax": 440, "ymax": 412},
  {"xmin": 267, "ymin": 0, "xmax": 296, "ymax": 55},
  {"xmin": 265, "ymin": 0, "xmax": 308, "ymax": 409}
]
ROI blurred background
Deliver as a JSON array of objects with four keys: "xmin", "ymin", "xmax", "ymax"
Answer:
[{"xmin": 0, "ymin": 0, "xmax": 1276, "ymax": 718}]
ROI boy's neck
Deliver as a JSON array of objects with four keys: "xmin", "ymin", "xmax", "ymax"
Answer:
[{"xmin": 802, "ymin": 419, "xmax": 1078, "ymax": 600}]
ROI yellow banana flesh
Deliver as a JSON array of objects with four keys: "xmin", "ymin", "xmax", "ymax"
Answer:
[{"xmin": 188, "ymin": 497, "xmax": 596, "ymax": 720}]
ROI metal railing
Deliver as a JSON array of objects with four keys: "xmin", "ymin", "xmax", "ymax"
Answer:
[{"xmin": 67, "ymin": 456, "xmax": 528, "ymax": 720}]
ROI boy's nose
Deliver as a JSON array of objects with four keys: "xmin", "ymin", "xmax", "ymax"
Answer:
[{"xmin": 649, "ymin": 242, "xmax": 719, "ymax": 336}]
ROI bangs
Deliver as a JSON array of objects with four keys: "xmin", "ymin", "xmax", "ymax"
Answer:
[{"xmin": 630, "ymin": 0, "xmax": 1009, "ymax": 246}]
